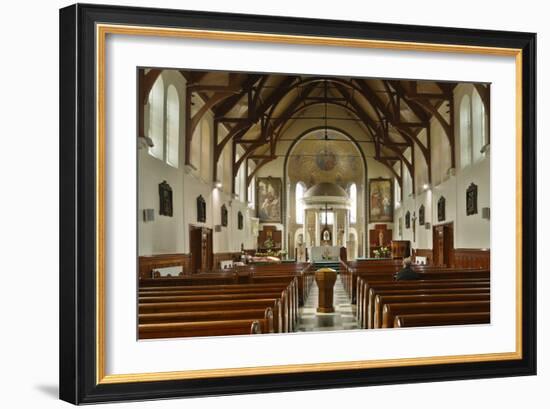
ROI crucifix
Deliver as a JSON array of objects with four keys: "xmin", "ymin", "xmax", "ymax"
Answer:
[{"xmin": 412, "ymin": 211, "xmax": 417, "ymax": 242}]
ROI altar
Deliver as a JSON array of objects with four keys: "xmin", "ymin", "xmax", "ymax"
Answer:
[{"xmin": 310, "ymin": 245, "xmax": 340, "ymax": 262}]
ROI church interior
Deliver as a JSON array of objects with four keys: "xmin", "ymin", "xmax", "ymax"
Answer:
[{"xmin": 137, "ymin": 68, "xmax": 491, "ymax": 339}]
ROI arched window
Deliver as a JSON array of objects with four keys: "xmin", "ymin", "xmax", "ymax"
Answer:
[
  {"xmin": 200, "ymin": 119, "xmax": 210, "ymax": 181},
  {"xmin": 460, "ymin": 94, "xmax": 472, "ymax": 169},
  {"xmin": 472, "ymin": 89, "xmax": 486, "ymax": 163},
  {"xmin": 190, "ymin": 107, "xmax": 201, "ymax": 171},
  {"xmin": 148, "ymin": 76, "xmax": 164, "ymax": 160},
  {"xmin": 165, "ymin": 85, "xmax": 179, "ymax": 168},
  {"xmin": 349, "ymin": 183, "xmax": 357, "ymax": 224},
  {"xmin": 295, "ymin": 182, "xmax": 305, "ymax": 224}
]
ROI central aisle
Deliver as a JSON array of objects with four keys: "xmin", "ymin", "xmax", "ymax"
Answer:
[{"xmin": 297, "ymin": 275, "xmax": 359, "ymax": 332}]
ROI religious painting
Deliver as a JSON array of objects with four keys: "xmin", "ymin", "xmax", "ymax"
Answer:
[
  {"xmin": 419, "ymin": 205, "xmax": 425, "ymax": 225},
  {"xmin": 466, "ymin": 183, "xmax": 478, "ymax": 216},
  {"xmin": 158, "ymin": 181, "xmax": 173, "ymax": 217},
  {"xmin": 369, "ymin": 178, "xmax": 393, "ymax": 222},
  {"xmin": 256, "ymin": 177, "xmax": 282, "ymax": 223},
  {"xmin": 196, "ymin": 195, "xmax": 206, "ymax": 223},
  {"xmin": 315, "ymin": 147, "xmax": 337, "ymax": 171},
  {"xmin": 438, "ymin": 196, "xmax": 446, "ymax": 222},
  {"xmin": 221, "ymin": 204, "xmax": 228, "ymax": 227},
  {"xmin": 405, "ymin": 211, "xmax": 411, "ymax": 229}
]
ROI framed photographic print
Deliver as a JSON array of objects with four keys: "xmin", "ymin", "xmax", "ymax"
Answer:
[{"xmin": 60, "ymin": 3, "xmax": 536, "ymax": 405}]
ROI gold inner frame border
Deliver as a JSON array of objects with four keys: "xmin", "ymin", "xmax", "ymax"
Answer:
[{"xmin": 95, "ymin": 23, "xmax": 523, "ymax": 385}]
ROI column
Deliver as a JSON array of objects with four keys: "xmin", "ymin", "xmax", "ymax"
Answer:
[
  {"xmin": 315, "ymin": 211, "xmax": 320, "ymax": 246},
  {"xmin": 344, "ymin": 209, "xmax": 349, "ymax": 248},
  {"xmin": 333, "ymin": 210, "xmax": 338, "ymax": 246},
  {"xmin": 303, "ymin": 208, "xmax": 309, "ymax": 246}
]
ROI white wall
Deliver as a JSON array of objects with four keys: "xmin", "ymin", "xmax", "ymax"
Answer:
[
  {"xmin": 2, "ymin": 1, "xmax": 546, "ymax": 409},
  {"xmin": 393, "ymin": 84, "xmax": 490, "ymax": 250},
  {"xmin": 138, "ymin": 71, "xmax": 257, "ymax": 255}
]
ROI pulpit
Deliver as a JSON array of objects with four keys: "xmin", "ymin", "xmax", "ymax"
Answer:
[{"xmin": 315, "ymin": 268, "xmax": 337, "ymax": 313}]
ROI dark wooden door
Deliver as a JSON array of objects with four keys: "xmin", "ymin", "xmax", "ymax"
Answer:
[
  {"xmin": 433, "ymin": 225, "xmax": 444, "ymax": 266},
  {"xmin": 432, "ymin": 223, "xmax": 454, "ymax": 267},
  {"xmin": 201, "ymin": 228, "xmax": 213, "ymax": 272},
  {"xmin": 189, "ymin": 226, "xmax": 202, "ymax": 274}
]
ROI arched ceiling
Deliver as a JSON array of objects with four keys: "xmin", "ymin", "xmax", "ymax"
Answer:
[{"xmin": 138, "ymin": 70, "xmax": 483, "ymax": 195}]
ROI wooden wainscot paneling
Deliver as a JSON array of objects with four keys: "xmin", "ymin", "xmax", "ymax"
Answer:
[
  {"xmin": 453, "ymin": 248, "xmax": 490, "ymax": 269},
  {"xmin": 138, "ymin": 253, "xmax": 190, "ymax": 279},
  {"xmin": 412, "ymin": 248, "xmax": 433, "ymax": 265}
]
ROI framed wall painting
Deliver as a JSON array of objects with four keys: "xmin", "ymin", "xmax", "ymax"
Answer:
[
  {"xmin": 369, "ymin": 178, "xmax": 393, "ymax": 222},
  {"xmin": 158, "ymin": 181, "xmax": 173, "ymax": 217},
  {"xmin": 438, "ymin": 196, "xmax": 446, "ymax": 222},
  {"xmin": 196, "ymin": 195, "xmax": 206, "ymax": 223},
  {"xmin": 221, "ymin": 204, "xmax": 228, "ymax": 227},
  {"xmin": 256, "ymin": 177, "xmax": 283, "ymax": 223},
  {"xmin": 467, "ymin": 183, "xmax": 479, "ymax": 216},
  {"xmin": 60, "ymin": 4, "xmax": 536, "ymax": 405}
]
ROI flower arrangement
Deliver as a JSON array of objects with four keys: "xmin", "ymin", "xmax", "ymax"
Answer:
[{"xmin": 373, "ymin": 246, "xmax": 391, "ymax": 258}]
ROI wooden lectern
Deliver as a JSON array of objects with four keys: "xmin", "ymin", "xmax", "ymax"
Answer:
[{"xmin": 314, "ymin": 267, "xmax": 337, "ymax": 313}]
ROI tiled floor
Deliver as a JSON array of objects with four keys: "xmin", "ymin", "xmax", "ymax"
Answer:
[{"xmin": 297, "ymin": 275, "xmax": 359, "ymax": 332}]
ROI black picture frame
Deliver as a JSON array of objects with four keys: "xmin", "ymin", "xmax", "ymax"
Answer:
[
  {"xmin": 405, "ymin": 211, "xmax": 411, "ymax": 229},
  {"xmin": 221, "ymin": 204, "xmax": 228, "ymax": 227},
  {"xmin": 158, "ymin": 181, "xmax": 173, "ymax": 217},
  {"xmin": 197, "ymin": 195, "xmax": 206, "ymax": 223},
  {"xmin": 60, "ymin": 3, "xmax": 536, "ymax": 404},
  {"xmin": 467, "ymin": 183, "xmax": 478, "ymax": 216},
  {"xmin": 438, "ymin": 196, "xmax": 446, "ymax": 222},
  {"xmin": 419, "ymin": 205, "xmax": 425, "ymax": 226},
  {"xmin": 238, "ymin": 211, "xmax": 244, "ymax": 230}
]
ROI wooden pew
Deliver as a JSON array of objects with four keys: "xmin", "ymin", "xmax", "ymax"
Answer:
[
  {"xmin": 139, "ymin": 298, "xmax": 283, "ymax": 332},
  {"xmin": 139, "ymin": 291, "xmax": 285, "ymax": 304},
  {"xmin": 382, "ymin": 300, "xmax": 490, "ymax": 328},
  {"xmin": 394, "ymin": 312, "xmax": 490, "ymax": 328},
  {"xmin": 139, "ymin": 319, "xmax": 264, "ymax": 339},
  {"xmin": 358, "ymin": 278, "xmax": 489, "ymax": 327},
  {"xmin": 365, "ymin": 285, "xmax": 489, "ymax": 329},
  {"xmin": 359, "ymin": 280, "xmax": 488, "ymax": 328},
  {"xmin": 139, "ymin": 308, "xmax": 274, "ymax": 333},
  {"xmin": 373, "ymin": 293, "xmax": 490, "ymax": 328},
  {"xmin": 140, "ymin": 288, "xmax": 294, "ymax": 333},
  {"xmin": 355, "ymin": 269, "xmax": 489, "ymax": 306},
  {"xmin": 140, "ymin": 277, "xmax": 297, "ymax": 332}
]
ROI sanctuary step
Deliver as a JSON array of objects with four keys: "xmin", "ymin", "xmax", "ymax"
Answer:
[{"xmin": 312, "ymin": 261, "xmax": 341, "ymax": 273}]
